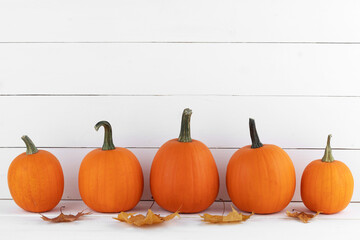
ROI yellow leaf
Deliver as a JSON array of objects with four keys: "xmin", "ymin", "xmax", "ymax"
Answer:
[
  {"xmin": 113, "ymin": 209, "xmax": 180, "ymax": 226},
  {"xmin": 200, "ymin": 206, "xmax": 253, "ymax": 223},
  {"xmin": 286, "ymin": 210, "xmax": 320, "ymax": 223},
  {"xmin": 40, "ymin": 206, "xmax": 91, "ymax": 223}
]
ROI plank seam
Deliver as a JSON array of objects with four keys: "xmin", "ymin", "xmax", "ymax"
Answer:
[
  {"xmin": 1, "ymin": 41, "xmax": 360, "ymax": 44},
  {"xmin": 1, "ymin": 147, "xmax": 359, "ymax": 150},
  {"xmin": 0, "ymin": 199, "xmax": 360, "ymax": 203},
  {"xmin": 1, "ymin": 94, "xmax": 360, "ymax": 98}
]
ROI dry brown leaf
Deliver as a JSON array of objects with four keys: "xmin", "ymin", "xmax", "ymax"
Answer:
[
  {"xmin": 286, "ymin": 210, "xmax": 320, "ymax": 223},
  {"xmin": 113, "ymin": 209, "xmax": 180, "ymax": 226},
  {"xmin": 40, "ymin": 206, "xmax": 91, "ymax": 223},
  {"xmin": 200, "ymin": 205, "xmax": 253, "ymax": 223}
]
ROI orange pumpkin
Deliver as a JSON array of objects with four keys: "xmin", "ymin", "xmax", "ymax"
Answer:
[
  {"xmin": 226, "ymin": 119, "xmax": 296, "ymax": 214},
  {"xmin": 78, "ymin": 121, "xmax": 143, "ymax": 213},
  {"xmin": 150, "ymin": 108, "xmax": 219, "ymax": 213},
  {"xmin": 8, "ymin": 136, "xmax": 64, "ymax": 212},
  {"xmin": 301, "ymin": 135, "xmax": 354, "ymax": 214}
]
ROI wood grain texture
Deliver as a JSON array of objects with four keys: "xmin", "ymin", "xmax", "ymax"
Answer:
[
  {"xmin": 1, "ymin": 0, "xmax": 360, "ymax": 42},
  {"xmin": 0, "ymin": 44, "xmax": 360, "ymax": 95}
]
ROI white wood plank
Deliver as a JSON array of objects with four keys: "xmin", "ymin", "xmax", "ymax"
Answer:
[
  {"xmin": 1, "ymin": 0, "xmax": 360, "ymax": 42},
  {"xmin": 1, "ymin": 148, "xmax": 359, "ymax": 201},
  {"xmin": 0, "ymin": 96, "xmax": 358, "ymax": 148},
  {"xmin": 0, "ymin": 200, "xmax": 358, "ymax": 240},
  {"xmin": 1, "ymin": 44, "xmax": 360, "ymax": 95}
]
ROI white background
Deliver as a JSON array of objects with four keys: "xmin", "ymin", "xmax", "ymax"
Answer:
[
  {"xmin": 1, "ymin": 0, "xmax": 360, "ymax": 203},
  {"xmin": 2, "ymin": 1, "xmax": 360, "ymax": 239}
]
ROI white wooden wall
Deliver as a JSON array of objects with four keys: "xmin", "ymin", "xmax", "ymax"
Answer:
[{"xmin": 1, "ymin": 0, "xmax": 360, "ymax": 202}]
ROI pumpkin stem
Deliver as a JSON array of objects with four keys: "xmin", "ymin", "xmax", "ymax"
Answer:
[
  {"xmin": 21, "ymin": 135, "xmax": 38, "ymax": 155},
  {"xmin": 178, "ymin": 108, "xmax": 192, "ymax": 142},
  {"xmin": 322, "ymin": 134, "xmax": 334, "ymax": 163},
  {"xmin": 95, "ymin": 121, "xmax": 116, "ymax": 151},
  {"xmin": 249, "ymin": 118, "xmax": 263, "ymax": 149}
]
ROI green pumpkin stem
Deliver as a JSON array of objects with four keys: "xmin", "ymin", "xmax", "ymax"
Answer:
[
  {"xmin": 178, "ymin": 108, "xmax": 192, "ymax": 143},
  {"xmin": 21, "ymin": 135, "xmax": 38, "ymax": 155},
  {"xmin": 95, "ymin": 121, "xmax": 116, "ymax": 151},
  {"xmin": 249, "ymin": 118, "xmax": 263, "ymax": 149},
  {"xmin": 322, "ymin": 134, "xmax": 334, "ymax": 163}
]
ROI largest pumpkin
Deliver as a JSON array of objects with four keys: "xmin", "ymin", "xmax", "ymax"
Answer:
[
  {"xmin": 78, "ymin": 121, "xmax": 143, "ymax": 213},
  {"xmin": 150, "ymin": 108, "xmax": 219, "ymax": 213},
  {"xmin": 226, "ymin": 119, "xmax": 296, "ymax": 214}
]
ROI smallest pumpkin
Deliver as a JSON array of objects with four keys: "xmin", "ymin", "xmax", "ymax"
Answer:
[{"xmin": 301, "ymin": 135, "xmax": 354, "ymax": 214}]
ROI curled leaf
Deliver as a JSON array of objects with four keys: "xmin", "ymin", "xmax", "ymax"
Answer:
[
  {"xmin": 200, "ymin": 206, "xmax": 253, "ymax": 223},
  {"xmin": 40, "ymin": 206, "xmax": 91, "ymax": 223},
  {"xmin": 286, "ymin": 210, "xmax": 320, "ymax": 223},
  {"xmin": 113, "ymin": 209, "xmax": 179, "ymax": 226}
]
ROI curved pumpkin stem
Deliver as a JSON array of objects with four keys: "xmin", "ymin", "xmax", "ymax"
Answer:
[
  {"xmin": 21, "ymin": 135, "xmax": 38, "ymax": 155},
  {"xmin": 178, "ymin": 108, "xmax": 192, "ymax": 143},
  {"xmin": 95, "ymin": 121, "xmax": 116, "ymax": 151},
  {"xmin": 322, "ymin": 134, "xmax": 334, "ymax": 163},
  {"xmin": 249, "ymin": 118, "xmax": 263, "ymax": 149}
]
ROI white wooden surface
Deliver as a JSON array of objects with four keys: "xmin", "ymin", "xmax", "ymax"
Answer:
[
  {"xmin": 1, "ymin": 200, "xmax": 360, "ymax": 240},
  {"xmin": 1, "ymin": 0, "xmax": 360, "ymax": 219},
  {"xmin": 1, "ymin": 44, "xmax": 360, "ymax": 96},
  {"xmin": 2, "ymin": 0, "xmax": 360, "ymax": 237},
  {"xmin": 1, "ymin": 0, "xmax": 360, "ymax": 42},
  {"xmin": 0, "ymin": 96, "xmax": 358, "ymax": 149}
]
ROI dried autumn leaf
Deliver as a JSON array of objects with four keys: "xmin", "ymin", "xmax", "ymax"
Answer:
[
  {"xmin": 113, "ymin": 209, "xmax": 180, "ymax": 226},
  {"xmin": 286, "ymin": 210, "xmax": 320, "ymax": 223},
  {"xmin": 40, "ymin": 206, "xmax": 91, "ymax": 223},
  {"xmin": 200, "ymin": 205, "xmax": 253, "ymax": 223}
]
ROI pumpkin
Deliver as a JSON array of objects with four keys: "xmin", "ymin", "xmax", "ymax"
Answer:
[
  {"xmin": 301, "ymin": 135, "xmax": 354, "ymax": 214},
  {"xmin": 78, "ymin": 121, "xmax": 143, "ymax": 213},
  {"xmin": 150, "ymin": 108, "xmax": 219, "ymax": 213},
  {"xmin": 8, "ymin": 136, "xmax": 64, "ymax": 212},
  {"xmin": 226, "ymin": 119, "xmax": 296, "ymax": 214}
]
